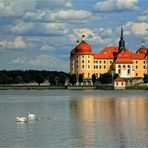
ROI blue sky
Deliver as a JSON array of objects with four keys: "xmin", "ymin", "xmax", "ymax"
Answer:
[{"xmin": 0, "ymin": 0, "xmax": 148, "ymax": 72}]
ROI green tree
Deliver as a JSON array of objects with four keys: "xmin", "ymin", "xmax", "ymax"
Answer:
[
  {"xmin": 23, "ymin": 75, "xmax": 31, "ymax": 84},
  {"xmin": 15, "ymin": 76, "xmax": 23, "ymax": 84},
  {"xmin": 69, "ymin": 74, "xmax": 77, "ymax": 86},
  {"xmin": 113, "ymin": 73, "xmax": 119, "ymax": 80},
  {"xmin": 0, "ymin": 74, "xmax": 8, "ymax": 85},
  {"xmin": 78, "ymin": 74, "xmax": 83, "ymax": 85},
  {"xmin": 92, "ymin": 74, "xmax": 96, "ymax": 85},
  {"xmin": 49, "ymin": 74, "xmax": 56, "ymax": 86},
  {"xmin": 143, "ymin": 74, "xmax": 148, "ymax": 83},
  {"xmin": 99, "ymin": 73, "xmax": 113, "ymax": 84},
  {"xmin": 59, "ymin": 74, "xmax": 66, "ymax": 85},
  {"xmin": 35, "ymin": 74, "xmax": 44, "ymax": 86}
]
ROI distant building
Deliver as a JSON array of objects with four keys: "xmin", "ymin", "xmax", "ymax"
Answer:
[
  {"xmin": 70, "ymin": 28, "xmax": 148, "ymax": 79},
  {"xmin": 114, "ymin": 77, "xmax": 126, "ymax": 90}
]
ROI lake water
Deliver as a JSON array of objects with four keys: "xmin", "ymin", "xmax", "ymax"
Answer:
[{"xmin": 0, "ymin": 90, "xmax": 148, "ymax": 148}]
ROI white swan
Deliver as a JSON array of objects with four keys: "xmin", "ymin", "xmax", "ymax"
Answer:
[
  {"xmin": 27, "ymin": 112, "xmax": 38, "ymax": 120},
  {"xmin": 16, "ymin": 117, "xmax": 27, "ymax": 122}
]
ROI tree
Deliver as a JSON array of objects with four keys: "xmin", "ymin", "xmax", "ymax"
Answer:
[
  {"xmin": 59, "ymin": 74, "xmax": 66, "ymax": 85},
  {"xmin": 49, "ymin": 74, "xmax": 56, "ymax": 86},
  {"xmin": 35, "ymin": 74, "xmax": 44, "ymax": 86},
  {"xmin": 0, "ymin": 74, "xmax": 8, "ymax": 85},
  {"xmin": 92, "ymin": 74, "xmax": 96, "ymax": 85},
  {"xmin": 143, "ymin": 74, "xmax": 148, "ymax": 83},
  {"xmin": 113, "ymin": 73, "xmax": 119, "ymax": 80},
  {"xmin": 99, "ymin": 73, "xmax": 113, "ymax": 84},
  {"xmin": 78, "ymin": 74, "xmax": 83, "ymax": 85},
  {"xmin": 15, "ymin": 76, "xmax": 23, "ymax": 84},
  {"xmin": 69, "ymin": 74, "xmax": 77, "ymax": 85}
]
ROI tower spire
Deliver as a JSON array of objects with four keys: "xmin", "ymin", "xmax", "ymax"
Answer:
[{"xmin": 118, "ymin": 27, "xmax": 125, "ymax": 52}]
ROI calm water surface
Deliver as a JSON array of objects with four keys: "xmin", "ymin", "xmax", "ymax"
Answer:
[{"xmin": 0, "ymin": 90, "xmax": 148, "ymax": 148}]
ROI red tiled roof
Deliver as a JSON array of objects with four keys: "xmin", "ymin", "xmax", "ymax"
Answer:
[
  {"xmin": 93, "ymin": 53, "xmax": 114, "ymax": 59},
  {"xmin": 114, "ymin": 77, "xmax": 125, "ymax": 82},
  {"xmin": 136, "ymin": 47, "xmax": 148, "ymax": 55},
  {"xmin": 114, "ymin": 58, "xmax": 133, "ymax": 63},
  {"xmin": 131, "ymin": 53, "xmax": 145, "ymax": 59},
  {"xmin": 75, "ymin": 41, "xmax": 92, "ymax": 53}
]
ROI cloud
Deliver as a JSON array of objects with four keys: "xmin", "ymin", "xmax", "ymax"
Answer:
[
  {"xmin": 53, "ymin": 9, "xmax": 91, "ymax": 21},
  {"xmin": 40, "ymin": 45, "xmax": 55, "ymax": 52},
  {"xmin": 12, "ymin": 56, "xmax": 26, "ymax": 64},
  {"xmin": 0, "ymin": 0, "xmax": 36, "ymax": 17},
  {"xmin": 11, "ymin": 21, "xmax": 34, "ymax": 33},
  {"xmin": 0, "ymin": 36, "xmax": 27, "ymax": 49},
  {"xmin": 137, "ymin": 15, "xmax": 148, "ymax": 21},
  {"xmin": 95, "ymin": 0, "xmax": 139, "ymax": 11},
  {"xmin": 23, "ymin": 9, "xmax": 92, "ymax": 22},
  {"xmin": 124, "ymin": 21, "xmax": 148, "ymax": 36}
]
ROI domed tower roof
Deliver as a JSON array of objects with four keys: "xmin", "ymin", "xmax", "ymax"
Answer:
[
  {"xmin": 136, "ymin": 47, "xmax": 148, "ymax": 55},
  {"xmin": 75, "ymin": 41, "xmax": 92, "ymax": 53}
]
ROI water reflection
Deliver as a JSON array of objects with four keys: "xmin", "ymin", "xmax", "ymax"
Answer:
[{"xmin": 70, "ymin": 96, "xmax": 148, "ymax": 148}]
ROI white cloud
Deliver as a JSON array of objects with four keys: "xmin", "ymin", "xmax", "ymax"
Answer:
[
  {"xmin": 53, "ymin": 9, "xmax": 91, "ymax": 21},
  {"xmin": 0, "ymin": 36, "xmax": 27, "ymax": 49},
  {"xmin": 0, "ymin": 0, "xmax": 36, "ymax": 17},
  {"xmin": 29, "ymin": 54, "xmax": 60, "ymax": 69},
  {"xmin": 95, "ymin": 0, "xmax": 139, "ymax": 11},
  {"xmin": 137, "ymin": 15, "xmax": 148, "ymax": 21},
  {"xmin": 14, "ymin": 36, "xmax": 27, "ymax": 48},
  {"xmin": 40, "ymin": 45, "xmax": 55, "ymax": 52},
  {"xmin": 124, "ymin": 21, "xmax": 148, "ymax": 36},
  {"xmin": 12, "ymin": 56, "xmax": 26, "ymax": 64},
  {"xmin": 11, "ymin": 21, "xmax": 34, "ymax": 33}
]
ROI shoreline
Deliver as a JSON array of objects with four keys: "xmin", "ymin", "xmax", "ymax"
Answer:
[{"xmin": 0, "ymin": 85, "xmax": 147, "ymax": 90}]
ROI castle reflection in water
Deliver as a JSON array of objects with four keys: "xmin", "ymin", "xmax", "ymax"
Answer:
[{"xmin": 70, "ymin": 96, "xmax": 148, "ymax": 148}]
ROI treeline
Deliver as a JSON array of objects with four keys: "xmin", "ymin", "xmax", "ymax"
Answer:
[{"xmin": 0, "ymin": 70, "xmax": 69, "ymax": 85}]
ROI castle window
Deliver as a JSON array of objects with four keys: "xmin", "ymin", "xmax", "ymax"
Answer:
[
  {"xmin": 121, "ymin": 82, "xmax": 123, "ymax": 85},
  {"xmin": 77, "ymin": 60, "xmax": 78, "ymax": 63},
  {"xmin": 96, "ymin": 65, "xmax": 98, "ymax": 69},
  {"xmin": 123, "ymin": 65, "xmax": 126, "ymax": 69},
  {"xmin": 110, "ymin": 61, "xmax": 112, "ymax": 64},
  {"xmin": 128, "ymin": 65, "xmax": 130, "ymax": 68},
  {"xmin": 144, "ymin": 61, "xmax": 146, "ymax": 64},
  {"xmin": 143, "ymin": 66, "xmax": 145, "ymax": 69},
  {"xmin": 100, "ymin": 66, "xmax": 102, "ymax": 69},
  {"xmin": 118, "ymin": 69, "xmax": 121, "ymax": 74},
  {"xmin": 94, "ymin": 66, "xmax": 95, "ymax": 69},
  {"xmin": 100, "ymin": 61, "xmax": 101, "ymax": 64},
  {"xmin": 94, "ymin": 61, "xmax": 95, "ymax": 63},
  {"xmin": 88, "ymin": 55, "xmax": 90, "ymax": 58},
  {"xmin": 82, "ymin": 65, "xmax": 84, "ymax": 69},
  {"xmin": 136, "ymin": 65, "xmax": 138, "ymax": 69},
  {"xmin": 136, "ymin": 61, "xmax": 138, "ymax": 64},
  {"xmin": 82, "ymin": 55, "xmax": 84, "ymax": 58},
  {"xmin": 136, "ymin": 73, "xmax": 138, "ymax": 76},
  {"xmin": 77, "ymin": 65, "xmax": 78, "ymax": 69},
  {"xmin": 116, "ymin": 82, "xmax": 118, "ymax": 86},
  {"xmin": 104, "ymin": 65, "xmax": 106, "ymax": 69},
  {"xmin": 88, "ymin": 73, "xmax": 90, "ymax": 77},
  {"xmin": 96, "ymin": 60, "xmax": 98, "ymax": 63},
  {"xmin": 82, "ymin": 60, "xmax": 84, "ymax": 63},
  {"xmin": 118, "ymin": 65, "xmax": 121, "ymax": 68},
  {"xmin": 127, "ymin": 69, "xmax": 130, "ymax": 74},
  {"xmin": 88, "ymin": 60, "xmax": 90, "ymax": 63},
  {"xmin": 88, "ymin": 65, "xmax": 90, "ymax": 69},
  {"xmin": 104, "ymin": 61, "xmax": 106, "ymax": 64}
]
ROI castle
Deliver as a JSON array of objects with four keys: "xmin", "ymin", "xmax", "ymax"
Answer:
[{"xmin": 70, "ymin": 28, "xmax": 148, "ymax": 80}]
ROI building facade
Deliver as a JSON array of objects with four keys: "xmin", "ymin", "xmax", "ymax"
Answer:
[{"xmin": 70, "ymin": 28, "xmax": 148, "ymax": 79}]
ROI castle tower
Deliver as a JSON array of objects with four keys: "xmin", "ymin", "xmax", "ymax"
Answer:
[{"xmin": 118, "ymin": 27, "xmax": 125, "ymax": 52}]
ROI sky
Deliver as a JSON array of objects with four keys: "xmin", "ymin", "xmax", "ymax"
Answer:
[{"xmin": 0, "ymin": 0, "xmax": 148, "ymax": 72}]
